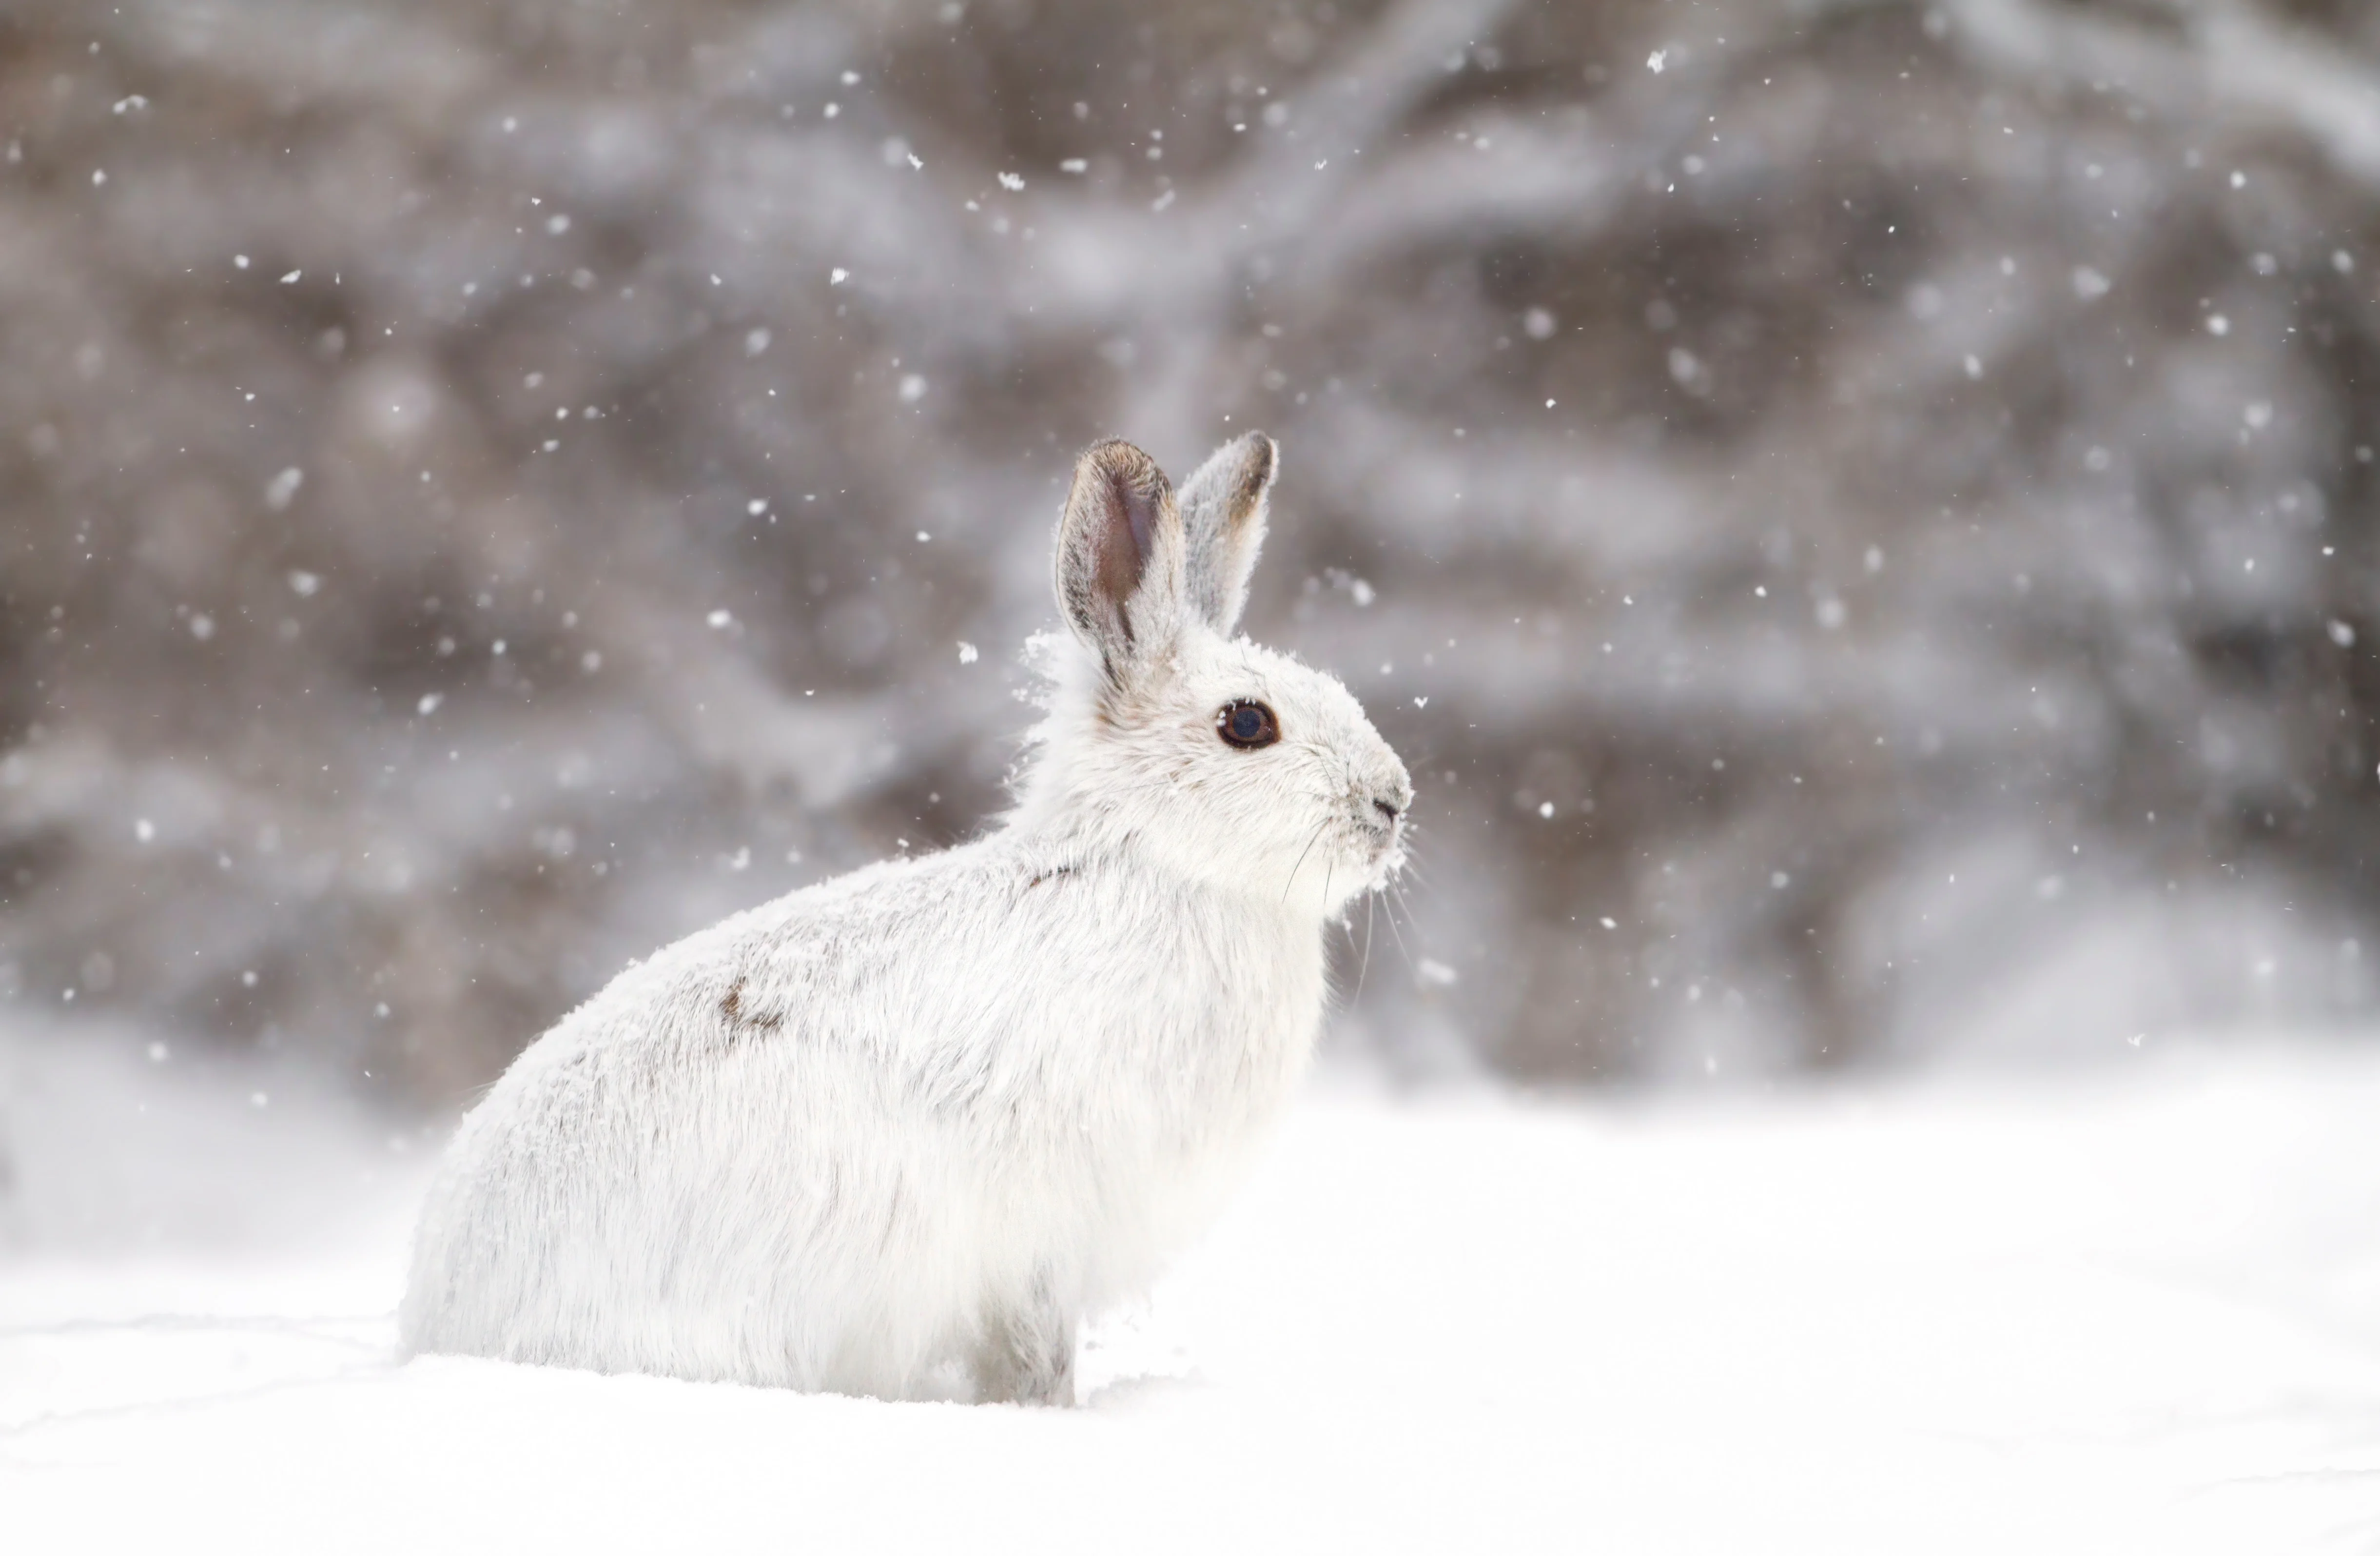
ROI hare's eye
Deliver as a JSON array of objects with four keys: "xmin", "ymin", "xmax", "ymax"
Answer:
[{"xmin": 1217, "ymin": 700, "xmax": 1280, "ymax": 750}]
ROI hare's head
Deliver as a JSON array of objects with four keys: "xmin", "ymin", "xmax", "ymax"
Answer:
[{"xmin": 1019, "ymin": 433, "xmax": 1411, "ymax": 916}]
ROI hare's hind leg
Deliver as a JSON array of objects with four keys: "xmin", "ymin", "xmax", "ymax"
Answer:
[{"xmin": 972, "ymin": 1291, "xmax": 1077, "ymax": 1406}]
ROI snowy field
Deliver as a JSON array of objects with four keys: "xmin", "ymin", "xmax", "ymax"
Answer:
[{"xmin": 5, "ymin": 1028, "xmax": 2380, "ymax": 1554}]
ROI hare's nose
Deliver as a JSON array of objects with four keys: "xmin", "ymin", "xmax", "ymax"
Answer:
[{"xmin": 1373, "ymin": 798, "xmax": 1403, "ymax": 825}]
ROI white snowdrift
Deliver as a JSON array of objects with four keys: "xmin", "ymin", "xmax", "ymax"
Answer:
[{"xmin": 4, "ymin": 1034, "xmax": 2379, "ymax": 1555}]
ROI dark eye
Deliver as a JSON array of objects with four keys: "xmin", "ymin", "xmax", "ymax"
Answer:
[{"xmin": 1217, "ymin": 700, "xmax": 1280, "ymax": 750}]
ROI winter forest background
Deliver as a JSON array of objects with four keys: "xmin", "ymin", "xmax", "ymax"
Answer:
[{"xmin": 7, "ymin": 0, "xmax": 2380, "ymax": 1105}]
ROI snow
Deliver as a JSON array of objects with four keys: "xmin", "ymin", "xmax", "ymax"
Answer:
[{"xmin": 5, "ymin": 1032, "xmax": 2379, "ymax": 1554}]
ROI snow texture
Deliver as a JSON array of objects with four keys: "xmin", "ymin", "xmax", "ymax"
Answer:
[{"xmin": 6, "ymin": 1023, "xmax": 2378, "ymax": 1554}]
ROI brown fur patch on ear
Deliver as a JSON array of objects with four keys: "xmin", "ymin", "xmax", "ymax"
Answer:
[
  {"xmin": 1056, "ymin": 439, "xmax": 1173, "ymax": 663},
  {"xmin": 1178, "ymin": 431, "xmax": 1278, "ymax": 634},
  {"xmin": 1225, "ymin": 433, "xmax": 1276, "ymax": 524},
  {"xmin": 1089, "ymin": 448, "xmax": 1161, "ymax": 636}
]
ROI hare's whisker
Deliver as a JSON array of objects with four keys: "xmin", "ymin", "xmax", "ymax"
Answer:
[
  {"xmin": 1282, "ymin": 820, "xmax": 1328, "ymax": 905},
  {"xmin": 1354, "ymin": 888, "xmax": 1377, "ymax": 1002},
  {"xmin": 1383, "ymin": 879, "xmax": 1416, "ymax": 967}
]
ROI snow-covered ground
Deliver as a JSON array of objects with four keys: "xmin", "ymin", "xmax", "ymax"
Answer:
[{"xmin": 5, "ymin": 1028, "xmax": 2379, "ymax": 1554}]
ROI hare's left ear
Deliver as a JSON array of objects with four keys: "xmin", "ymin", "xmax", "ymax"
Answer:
[
  {"xmin": 1176, "ymin": 431, "xmax": 1278, "ymax": 634},
  {"xmin": 1054, "ymin": 439, "xmax": 1186, "ymax": 684}
]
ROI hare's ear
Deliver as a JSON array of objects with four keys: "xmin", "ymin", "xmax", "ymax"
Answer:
[
  {"xmin": 1054, "ymin": 439, "xmax": 1185, "ymax": 679},
  {"xmin": 1177, "ymin": 431, "xmax": 1277, "ymax": 635}
]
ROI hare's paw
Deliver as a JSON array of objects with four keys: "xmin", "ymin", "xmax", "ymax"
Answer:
[{"xmin": 970, "ymin": 1298, "xmax": 1078, "ymax": 1407}]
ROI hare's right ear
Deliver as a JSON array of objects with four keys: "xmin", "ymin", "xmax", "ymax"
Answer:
[
  {"xmin": 1054, "ymin": 439, "xmax": 1185, "ymax": 682},
  {"xmin": 1176, "ymin": 431, "xmax": 1277, "ymax": 635}
]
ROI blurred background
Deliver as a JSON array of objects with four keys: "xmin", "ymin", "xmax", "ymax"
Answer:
[{"xmin": 5, "ymin": 0, "xmax": 2380, "ymax": 1118}]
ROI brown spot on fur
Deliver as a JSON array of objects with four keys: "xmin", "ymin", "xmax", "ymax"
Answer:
[{"xmin": 720, "ymin": 976, "xmax": 781, "ymax": 1035}]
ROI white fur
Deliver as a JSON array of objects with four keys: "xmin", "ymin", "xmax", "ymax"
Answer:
[{"xmin": 400, "ymin": 433, "xmax": 1411, "ymax": 1404}]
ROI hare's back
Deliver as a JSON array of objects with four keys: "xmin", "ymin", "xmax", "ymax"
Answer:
[{"xmin": 403, "ymin": 850, "xmax": 1045, "ymax": 1375}]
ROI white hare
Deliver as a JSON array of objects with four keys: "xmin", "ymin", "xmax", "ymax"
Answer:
[{"xmin": 400, "ymin": 433, "xmax": 1412, "ymax": 1404}]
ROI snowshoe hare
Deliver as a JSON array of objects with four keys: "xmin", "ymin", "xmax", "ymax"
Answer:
[{"xmin": 401, "ymin": 433, "xmax": 1412, "ymax": 1404}]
